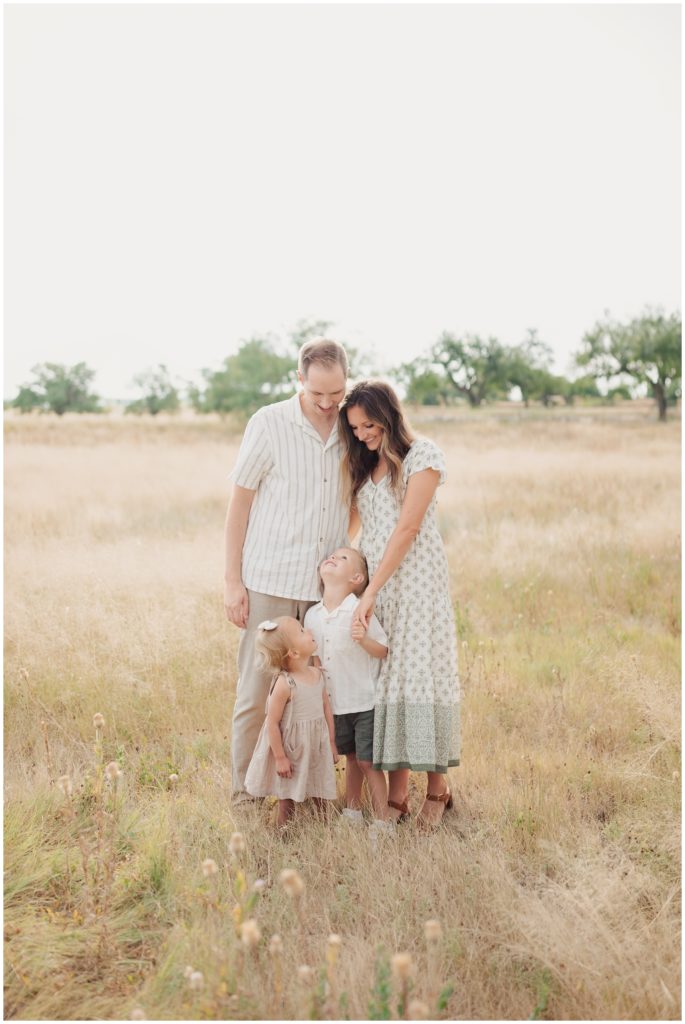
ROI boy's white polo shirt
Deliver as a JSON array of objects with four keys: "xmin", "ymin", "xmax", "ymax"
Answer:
[{"xmin": 304, "ymin": 593, "xmax": 389, "ymax": 714}]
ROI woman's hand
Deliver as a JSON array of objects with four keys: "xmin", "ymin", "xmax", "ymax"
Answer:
[
  {"xmin": 275, "ymin": 755, "xmax": 293, "ymax": 779},
  {"xmin": 354, "ymin": 588, "xmax": 377, "ymax": 630},
  {"xmin": 331, "ymin": 743, "xmax": 340, "ymax": 764}
]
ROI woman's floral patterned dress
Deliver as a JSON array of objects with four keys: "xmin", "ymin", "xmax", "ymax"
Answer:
[{"xmin": 357, "ymin": 438, "xmax": 460, "ymax": 772}]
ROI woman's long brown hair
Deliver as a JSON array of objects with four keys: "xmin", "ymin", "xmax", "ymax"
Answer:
[{"xmin": 339, "ymin": 380, "xmax": 415, "ymax": 505}]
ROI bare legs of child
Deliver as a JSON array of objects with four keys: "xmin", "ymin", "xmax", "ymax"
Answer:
[
  {"xmin": 343, "ymin": 753, "xmax": 389, "ymax": 826},
  {"xmin": 277, "ymin": 798, "xmax": 294, "ymax": 828},
  {"xmin": 343, "ymin": 754, "xmax": 365, "ymax": 816},
  {"xmin": 358, "ymin": 761, "xmax": 388, "ymax": 821},
  {"xmin": 277, "ymin": 798, "xmax": 333, "ymax": 828}
]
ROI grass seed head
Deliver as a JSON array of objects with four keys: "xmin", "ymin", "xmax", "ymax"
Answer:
[
  {"xmin": 252, "ymin": 878, "xmax": 267, "ymax": 893},
  {"xmin": 168, "ymin": 773, "xmax": 179, "ymax": 785},
  {"xmin": 105, "ymin": 761, "xmax": 122, "ymax": 782},
  {"xmin": 391, "ymin": 952, "xmax": 413, "ymax": 981},
  {"xmin": 269, "ymin": 933, "xmax": 283, "ymax": 955},
  {"xmin": 93, "ymin": 713, "xmax": 105, "ymax": 729},
  {"xmin": 202, "ymin": 858, "xmax": 218, "ymax": 878},
  {"xmin": 57, "ymin": 775, "xmax": 73, "ymax": 798},
  {"xmin": 279, "ymin": 867, "xmax": 305, "ymax": 897},
  {"xmin": 240, "ymin": 918, "xmax": 261, "ymax": 948},
  {"xmin": 129, "ymin": 1009, "xmax": 146, "ymax": 1020},
  {"xmin": 408, "ymin": 999, "xmax": 429, "ymax": 1019},
  {"xmin": 297, "ymin": 965, "xmax": 314, "ymax": 983},
  {"xmin": 326, "ymin": 932, "xmax": 342, "ymax": 969},
  {"xmin": 183, "ymin": 965, "xmax": 194, "ymax": 979},
  {"xmin": 424, "ymin": 918, "xmax": 443, "ymax": 942},
  {"xmin": 188, "ymin": 970, "xmax": 204, "ymax": 990},
  {"xmin": 228, "ymin": 831, "xmax": 246, "ymax": 856}
]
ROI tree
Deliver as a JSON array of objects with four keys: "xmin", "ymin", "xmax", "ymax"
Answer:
[
  {"xmin": 192, "ymin": 319, "xmax": 365, "ymax": 415},
  {"xmin": 430, "ymin": 332, "xmax": 509, "ymax": 406},
  {"xmin": 534, "ymin": 371, "xmax": 572, "ymax": 407},
  {"xmin": 566, "ymin": 374, "xmax": 601, "ymax": 404},
  {"xmin": 394, "ymin": 359, "xmax": 455, "ymax": 405},
  {"xmin": 12, "ymin": 385, "xmax": 44, "ymax": 414},
  {"xmin": 577, "ymin": 308, "xmax": 681, "ymax": 421},
  {"xmin": 12, "ymin": 362, "xmax": 100, "ymax": 415},
  {"xmin": 125, "ymin": 364, "xmax": 180, "ymax": 415},
  {"xmin": 193, "ymin": 336, "xmax": 296, "ymax": 415},
  {"xmin": 287, "ymin": 317, "xmax": 379, "ymax": 379},
  {"xmin": 504, "ymin": 329, "xmax": 555, "ymax": 406}
]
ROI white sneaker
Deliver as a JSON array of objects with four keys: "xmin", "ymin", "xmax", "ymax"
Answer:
[
  {"xmin": 368, "ymin": 818, "xmax": 396, "ymax": 850},
  {"xmin": 341, "ymin": 808, "xmax": 364, "ymax": 825}
]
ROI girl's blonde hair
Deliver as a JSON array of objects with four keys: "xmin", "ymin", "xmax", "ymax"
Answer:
[{"xmin": 254, "ymin": 617, "xmax": 292, "ymax": 674}]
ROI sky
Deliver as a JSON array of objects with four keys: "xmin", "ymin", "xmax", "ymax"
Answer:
[{"xmin": 4, "ymin": 2, "xmax": 681, "ymax": 400}]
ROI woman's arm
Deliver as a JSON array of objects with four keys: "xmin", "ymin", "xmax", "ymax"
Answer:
[
  {"xmin": 355, "ymin": 468, "xmax": 440, "ymax": 627},
  {"xmin": 266, "ymin": 675, "xmax": 294, "ymax": 778},
  {"xmin": 348, "ymin": 505, "xmax": 361, "ymax": 544}
]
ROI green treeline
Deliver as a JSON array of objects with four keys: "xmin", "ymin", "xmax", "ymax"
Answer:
[{"xmin": 8, "ymin": 308, "xmax": 681, "ymax": 422}]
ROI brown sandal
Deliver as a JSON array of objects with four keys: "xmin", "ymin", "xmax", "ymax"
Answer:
[
  {"xmin": 388, "ymin": 799, "xmax": 411, "ymax": 823},
  {"xmin": 417, "ymin": 787, "xmax": 453, "ymax": 828},
  {"xmin": 425, "ymin": 788, "xmax": 453, "ymax": 810}
]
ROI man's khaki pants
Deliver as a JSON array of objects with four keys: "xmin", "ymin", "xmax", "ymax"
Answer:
[{"xmin": 230, "ymin": 589, "xmax": 315, "ymax": 801}]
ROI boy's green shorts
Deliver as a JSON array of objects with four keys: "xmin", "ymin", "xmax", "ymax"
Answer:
[{"xmin": 334, "ymin": 709, "xmax": 375, "ymax": 763}]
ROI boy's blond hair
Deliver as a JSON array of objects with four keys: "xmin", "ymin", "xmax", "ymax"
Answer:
[
  {"xmin": 254, "ymin": 618, "xmax": 292, "ymax": 674},
  {"xmin": 318, "ymin": 548, "xmax": 369, "ymax": 598},
  {"xmin": 349, "ymin": 549, "xmax": 369, "ymax": 596}
]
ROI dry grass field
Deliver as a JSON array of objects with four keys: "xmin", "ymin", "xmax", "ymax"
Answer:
[{"xmin": 3, "ymin": 405, "xmax": 681, "ymax": 1021}]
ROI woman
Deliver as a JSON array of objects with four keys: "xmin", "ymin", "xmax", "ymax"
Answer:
[{"xmin": 340, "ymin": 381, "xmax": 460, "ymax": 826}]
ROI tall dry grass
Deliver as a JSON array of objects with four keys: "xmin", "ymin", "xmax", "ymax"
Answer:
[{"xmin": 4, "ymin": 407, "xmax": 681, "ymax": 1020}]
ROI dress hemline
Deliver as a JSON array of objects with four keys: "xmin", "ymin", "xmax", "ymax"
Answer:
[{"xmin": 371, "ymin": 759, "xmax": 460, "ymax": 773}]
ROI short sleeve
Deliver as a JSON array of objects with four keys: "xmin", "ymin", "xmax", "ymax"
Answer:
[
  {"xmin": 304, "ymin": 605, "xmax": 322, "ymax": 643},
  {"xmin": 403, "ymin": 438, "xmax": 446, "ymax": 486},
  {"xmin": 303, "ymin": 605, "xmax": 316, "ymax": 631},
  {"xmin": 367, "ymin": 613, "xmax": 388, "ymax": 648},
  {"xmin": 228, "ymin": 408, "xmax": 274, "ymax": 490}
]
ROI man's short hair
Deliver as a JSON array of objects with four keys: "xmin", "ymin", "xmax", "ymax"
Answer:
[{"xmin": 298, "ymin": 338, "xmax": 349, "ymax": 378}]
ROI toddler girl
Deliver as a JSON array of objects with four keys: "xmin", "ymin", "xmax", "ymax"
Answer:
[{"xmin": 244, "ymin": 616, "xmax": 339, "ymax": 826}]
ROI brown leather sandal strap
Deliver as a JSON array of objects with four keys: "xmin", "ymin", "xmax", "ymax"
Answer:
[
  {"xmin": 426, "ymin": 789, "xmax": 451, "ymax": 804},
  {"xmin": 388, "ymin": 799, "xmax": 409, "ymax": 814}
]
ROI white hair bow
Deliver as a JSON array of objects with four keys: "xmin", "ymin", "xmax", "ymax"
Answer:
[{"xmin": 258, "ymin": 620, "xmax": 279, "ymax": 631}]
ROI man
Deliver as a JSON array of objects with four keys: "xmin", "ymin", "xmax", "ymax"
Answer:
[{"xmin": 224, "ymin": 338, "xmax": 349, "ymax": 803}]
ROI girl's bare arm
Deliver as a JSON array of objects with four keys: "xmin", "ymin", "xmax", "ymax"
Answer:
[{"xmin": 266, "ymin": 675, "xmax": 293, "ymax": 777}]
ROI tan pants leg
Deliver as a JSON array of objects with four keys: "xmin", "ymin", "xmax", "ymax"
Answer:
[{"xmin": 230, "ymin": 590, "xmax": 315, "ymax": 801}]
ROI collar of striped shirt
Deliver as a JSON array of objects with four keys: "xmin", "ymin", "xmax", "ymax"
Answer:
[{"xmin": 288, "ymin": 392, "xmax": 340, "ymax": 449}]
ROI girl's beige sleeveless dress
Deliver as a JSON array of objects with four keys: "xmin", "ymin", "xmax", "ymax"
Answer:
[{"xmin": 244, "ymin": 671, "xmax": 337, "ymax": 801}]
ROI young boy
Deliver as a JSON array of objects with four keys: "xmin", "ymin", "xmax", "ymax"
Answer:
[{"xmin": 304, "ymin": 547, "xmax": 392, "ymax": 834}]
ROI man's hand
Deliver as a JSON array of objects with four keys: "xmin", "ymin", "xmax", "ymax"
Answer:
[
  {"xmin": 351, "ymin": 619, "xmax": 367, "ymax": 643},
  {"xmin": 224, "ymin": 580, "xmax": 249, "ymax": 628},
  {"xmin": 276, "ymin": 755, "xmax": 293, "ymax": 778}
]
